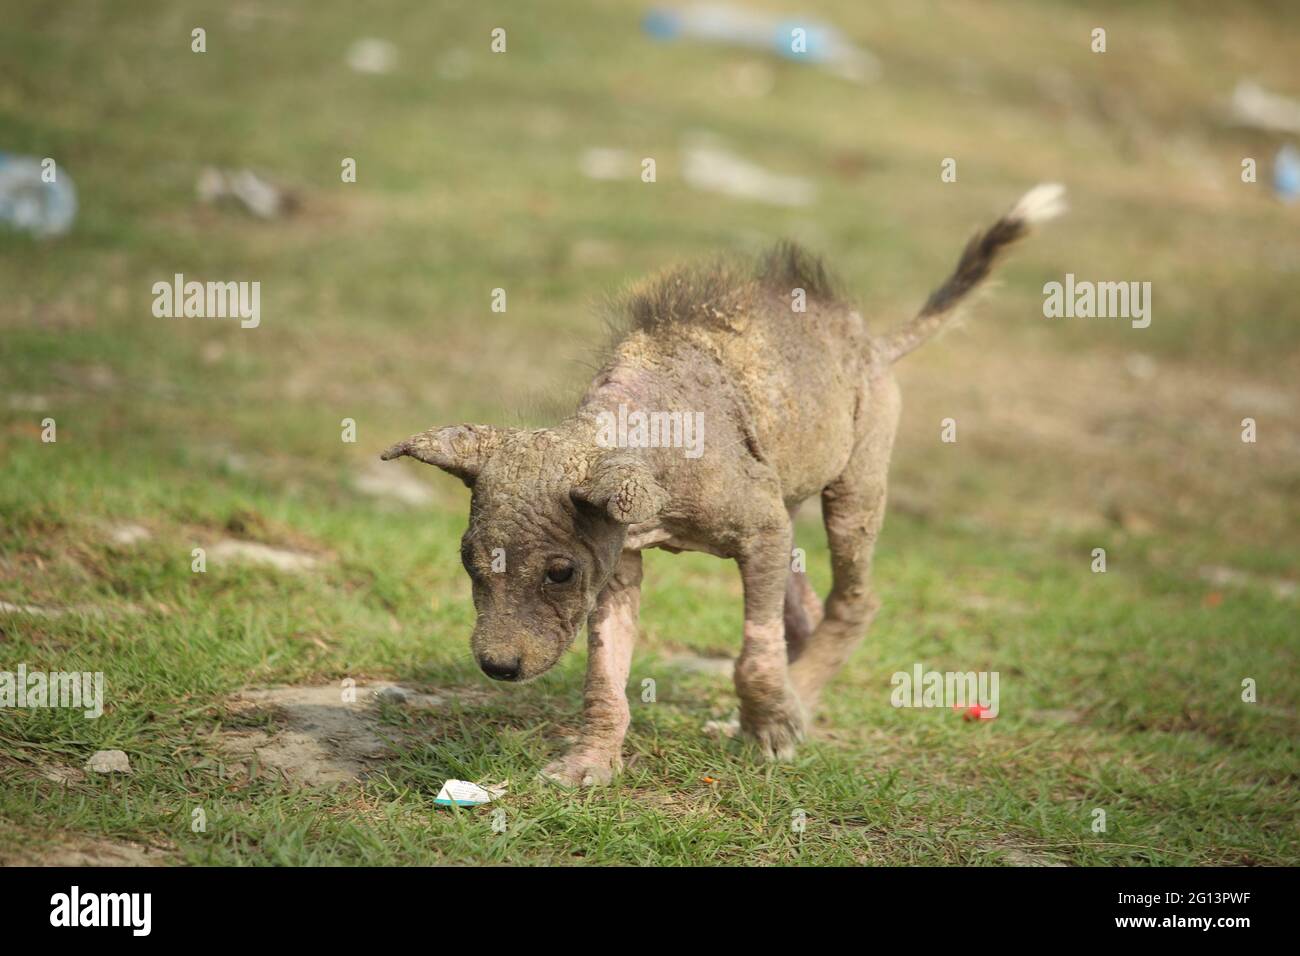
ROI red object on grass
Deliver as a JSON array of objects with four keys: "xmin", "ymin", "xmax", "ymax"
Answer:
[{"xmin": 954, "ymin": 703, "xmax": 995, "ymax": 721}]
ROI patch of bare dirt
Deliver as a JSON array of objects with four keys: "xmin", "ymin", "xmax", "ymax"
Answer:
[
  {"xmin": 2, "ymin": 837, "xmax": 172, "ymax": 867},
  {"xmin": 219, "ymin": 682, "xmax": 475, "ymax": 787},
  {"xmin": 41, "ymin": 765, "xmax": 87, "ymax": 785},
  {"xmin": 998, "ymin": 844, "xmax": 1068, "ymax": 867}
]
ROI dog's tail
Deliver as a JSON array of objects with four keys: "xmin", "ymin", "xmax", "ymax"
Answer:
[{"xmin": 877, "ymin": 183, "xmax": 1066, "ymax": 364}]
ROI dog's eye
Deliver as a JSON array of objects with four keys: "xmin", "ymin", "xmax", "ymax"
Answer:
[
  {"xmin": 461, "ymin": 544, "xmax": 483, "ymax": 582},
  {"xmin": 545, "ymin": 563, "xmax": 575, "ymax": 585}
]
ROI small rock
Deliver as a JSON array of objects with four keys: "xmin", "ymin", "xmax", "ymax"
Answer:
[
  {"xmin": 200, "ymin": 341, "xmax": 227, "ymax": 365},
  {"xmin": 579, "ymin": 147, "xmax": 632, "ymax": 181},
  {"xmin": 373, "ymin": 685, "xmax": 413, "ymax": 704},
  {"xmin": 210, "ymin": 539, "xmax": 319, "ymax": 573},
  {"xmin": 346, "ymin": 37, "xmax": 397, "ymax": 75},
  {"xmin": 1123, "ymin": 352, "xmax": 1157, "ymax": 381},
  {"xmin": 85, "ymin": 750, "xmax": 131, "ymax": 774},
  {"xmin": 108, "ymin": 523, "xmax": 151, "ymax": 546},
  {"xmin": 196, "ymin": 167, "xmax": 290, "ymax": 220}
]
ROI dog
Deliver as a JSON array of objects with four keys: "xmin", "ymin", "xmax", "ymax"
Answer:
[{"xmin": 382, "ymin": 184, "xmax": 1065, "ymax": 785}]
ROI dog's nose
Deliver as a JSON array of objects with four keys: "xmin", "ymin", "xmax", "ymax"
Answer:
[{"xmin": 479, "ymin": 657, "xmax": 522, "ymax": 682}]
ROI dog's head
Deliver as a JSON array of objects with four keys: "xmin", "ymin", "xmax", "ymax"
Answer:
[{"xmin": 381, "ymin": 424, "xmax": 664, "ymax": 681}]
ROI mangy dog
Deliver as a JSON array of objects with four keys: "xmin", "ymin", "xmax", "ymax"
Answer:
[{"xmin": 382, "ymin": 184, "xmax": 1065, "ymax": 785}]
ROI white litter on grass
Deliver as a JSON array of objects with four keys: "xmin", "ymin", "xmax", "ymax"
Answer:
[
  {"xmin": 435, "ymin": 779, "xmax": 507, "ymax": 807},
  {"xmin": 197, "ymin": 167, "xmax": 287, "ymax": 220},
  {"xmin": 209, "ymin": 539, "xmax": 319, "ymax": 573},
  {"xmin": 347, "ymin": 37, "xmax": 398, "ymax": 75},
  {"xmin": 579, "ymin": 147, "xmax": 632, "ymax": 181},
  {"xmin": 681, "ymin": 139, "xmax": 815, "ymax": 206},
  {"xmin": 642, "ymin": 4, "xmax": 879, "ymax": 84},
  {"xmin": 355, "ymin": 461, "xmax": 434, "ymax": 506},
  {"xmin": 1230, "ymin": 81, "xmax": 1300, "ymax": 135},
  {"xmin": 85, "ymin": 750, "xmax": 131, "ymax": 774}
]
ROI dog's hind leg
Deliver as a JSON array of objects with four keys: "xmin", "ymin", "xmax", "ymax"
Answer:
[
  {"xmin": 783, "ymin": 510, "xmax": 823, "ymax": 663},
  {"xmin": 790, "ymin": 371, "xmax": 900, "ymax": 714}
]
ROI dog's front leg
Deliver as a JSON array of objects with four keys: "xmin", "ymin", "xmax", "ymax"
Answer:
[
  {"xmin": 734, "ymin": 522, "xmax": 807, "ymax": 760},
  {"xmin": 540, "ymin": 550, "xmax": 642, "ymax": 786}
]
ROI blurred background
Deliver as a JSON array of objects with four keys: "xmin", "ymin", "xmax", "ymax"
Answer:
[
  {"xmin": 0, "ymin": 1, "xmax": 1297, "ymax": 865},
  {"xmin": 3, "ymin": 0, "xmax": 1297, "ymax": 545}
]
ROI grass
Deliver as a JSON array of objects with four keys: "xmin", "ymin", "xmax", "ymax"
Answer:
[{"xmin": 1, "ymin": 0, "xmax": 1297, "ymax": 866}]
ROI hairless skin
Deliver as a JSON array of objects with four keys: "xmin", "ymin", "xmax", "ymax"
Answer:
[{"xmin": 383, "ymin": 185, "xmax": 1066, "ymax": 785}]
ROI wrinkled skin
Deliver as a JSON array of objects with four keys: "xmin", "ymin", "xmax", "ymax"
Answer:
[
  {"xmin": 383, "ymin": 196, "xmax": 1054, "ymax": 785},
  {"xmin": 383, "ymin": 300, "xmax": 889, "ymax": 785},
  {"xmin": 457, "ymin": 429, "xmax": 648, "ymax": 682},
  {"xmin": 382, "ymin": 424, "xmax": 666, "ymax": 686}
]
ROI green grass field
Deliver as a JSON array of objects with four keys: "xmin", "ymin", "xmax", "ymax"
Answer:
[{"xmin": 1, "ymin": 0, "xmax": 1297, "ymax": 865}]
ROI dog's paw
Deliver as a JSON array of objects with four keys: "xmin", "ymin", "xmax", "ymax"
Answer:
[
  {"xmin": 538, "ymin": 750, "xmax": 622, "ymax": 788},
  {"xmin": 739, "ymin": 694, "xmax": 806, "ymax": 761}
]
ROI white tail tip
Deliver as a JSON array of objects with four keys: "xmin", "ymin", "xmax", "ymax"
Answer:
[{"xmin": 1010, "ymin": 182, "xmax": 1068, "ymax": 225}]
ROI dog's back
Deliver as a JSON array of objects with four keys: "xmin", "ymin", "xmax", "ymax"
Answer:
[
  {"xmin": 599, "ymin": 243, "xmax": 873, "ymax": 502},
  {"xmin": 597, "ymin": 184, "xmax": 1067, "ymax": 505}
]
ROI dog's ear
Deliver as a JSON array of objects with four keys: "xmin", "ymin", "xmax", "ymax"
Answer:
[
  {"xmin": 381, "ymin": 424, "xmax": 510, "ymax": 486},
  {"xmin": 572, "ymin": 453, "xmax": 667, "ymax": 525}
]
